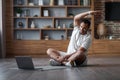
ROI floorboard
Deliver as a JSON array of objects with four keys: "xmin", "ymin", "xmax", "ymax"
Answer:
[{"xmin": 0, "ymin": 54, "xmax": 120, "ymax": 80}]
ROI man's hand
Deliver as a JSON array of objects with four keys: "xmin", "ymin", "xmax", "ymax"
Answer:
[
  {"xmin": 57, "ymin": 52, "xmax": 75, "ymax": 63},
  {"xmin": 63, "ymin": 53, "xmax": 75, "ymax": 61},
  {"xmin": 57, "ymin": 55, "xmax": 72, "ymax": 63},
  {"xmin": 74, "ymin": 10, "xmax": 102, "ymax": 26},
  {"xmin": 64, "ymin": 55, "xmax": 71, "ymax": 60},
  {"xmin": 57, "ymin": 56, "xmax": 65, "ymax": 63},
  {"xmin": 88, "ymin": 10, "xmax": 102, "ymax": 15}
]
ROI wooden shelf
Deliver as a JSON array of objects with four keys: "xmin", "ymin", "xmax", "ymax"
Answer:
[
  {"xmin": 67, "ymin": 28, "xmax": 74, "ymax": 30},
  {"xmin": 67, "ymin": 5, "xmax": 91, "ymax": 8},
  {"xmin": 40, "ymin": 39, "xmax": 67, "ymax": 41},
  {"xmin": 28, "ymin": 17, "xmax": 53, "ymax": 19},
  {"xmin": 13, "ymin": 17, "xmax": 74, "ymax": 19},
  {"xmin": 14, "ymin": 28, "xmax": 73, "ymax": 30},
  {"xmin": 13, "ymin": 17, "xmax": 27, "ymax": 18},
  {"xmin": 41, "ymin": 5, "xmax": 66, "ymax": 8},
  {"xmin": 14, "ymin": 28, "xmax": 40, "ymax": 30},
  {"xmin": 41, "ymin": 28, "xmax": 68, "ymax": 30},
  {"xmin": 54, "ymin": 17, "xmax": 74, "ymax": 19},
  {"xmin": 14, "ymin": 5, "xmax": 91, "ymax": 8},
  {"xmin": 13, "ymin": 5, "xmax": 40, "ymax": 8},
  {"xmin": 13, "ymin": 17, "xmax": 54, "ymax": 19}
]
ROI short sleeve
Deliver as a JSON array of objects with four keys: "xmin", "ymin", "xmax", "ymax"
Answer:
[
  {"xmin": 74, "ymin": 26, "xmax": 79, "ymax": 30},
  {"xmin": 81, "ymin": 35, "xmax": 92, "ymax": 50}
]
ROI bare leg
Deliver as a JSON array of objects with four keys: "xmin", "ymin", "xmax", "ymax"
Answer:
[
  {"xmin": 46, "ymin": 48, "xmax": 61, "ymax": 61},
  {"xmin": 67, "ymin": 52, "xmax": 86, "ymax": 66},
  {"xmin": 46, "ymin": 48, "xmax": 86, "ymax": 66},
  {"xmin": 68, "ymin": 52, "xmax": 85, "ymax": 61}
]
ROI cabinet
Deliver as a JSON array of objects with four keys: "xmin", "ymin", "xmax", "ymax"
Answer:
[
  {"xmin": 93, "ymin": 40, "xmax": 109, "ymax": 53},
  {"xmin": 13, "ymin": 0, "xmax": 92, "ymax": 40}
]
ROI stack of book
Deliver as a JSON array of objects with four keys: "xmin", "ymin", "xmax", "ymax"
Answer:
[
  {"xmin": 80, "ymin": 0, "xmax": 91, "ymax": 6},
  {"xmin": 67, "ymin": 0, "xmax": 78, "ymax": 5}
]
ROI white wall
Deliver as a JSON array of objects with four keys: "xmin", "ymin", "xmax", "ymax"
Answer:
[{"xmin": 0, "ymin": 0, "xmax": 6, "ymax": 58}]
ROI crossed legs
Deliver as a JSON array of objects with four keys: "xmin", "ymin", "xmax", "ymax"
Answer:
[
  {"xmin": 47, "ymin": 48, "xmax": 62, "ymax": 61},
  {"xmin": 47, "ymin": 48, "xmax": 86, "ymax": 66}
]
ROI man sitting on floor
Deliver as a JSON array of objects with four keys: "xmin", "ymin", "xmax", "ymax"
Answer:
[{"xmin": 47, "ymin": 11, "xmax": 99, "ymax": 67}]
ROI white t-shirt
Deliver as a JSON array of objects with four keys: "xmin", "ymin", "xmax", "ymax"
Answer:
[{"xmin": 67, "ymin": 26, "xmax": 92, "ymax": 65}]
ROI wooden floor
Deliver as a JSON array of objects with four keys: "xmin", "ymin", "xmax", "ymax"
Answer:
[{"xmin": 0, "ymin": 54, "xmax": 120, "ymax": 80}]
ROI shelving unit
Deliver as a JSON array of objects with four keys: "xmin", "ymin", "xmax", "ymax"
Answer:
[
  {"xmin": 5, "ymin": 0, "xmax": 120, "ymax": 57},
  {"xmin": 5, "ymin": 0, "xmax": 94, "ymax": 57},
  {"xmin": 12, "ymin": 0, "xmax": 92, "ymax": 40}
]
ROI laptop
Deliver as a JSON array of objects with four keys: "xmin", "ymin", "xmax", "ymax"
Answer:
[{"xmin": 15, "ymin": 56, "xmax": 43, "ymax": 70}]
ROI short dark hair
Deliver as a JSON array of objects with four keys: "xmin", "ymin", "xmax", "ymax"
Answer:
[{"xmin": 80, "ymin": 19, "xmax": 91, "ymax": 28}]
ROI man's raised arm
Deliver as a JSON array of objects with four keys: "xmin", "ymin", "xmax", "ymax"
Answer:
[{"xmin": 74, "ymin": 11, "xmax": 100, "ymax": 26}]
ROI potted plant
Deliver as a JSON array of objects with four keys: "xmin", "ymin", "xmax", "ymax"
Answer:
[{"xmin": 15, "ymin": 8, "xmax": 23, "ymax": 17}]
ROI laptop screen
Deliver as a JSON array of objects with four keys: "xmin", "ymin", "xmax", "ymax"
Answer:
[{"xmin": 15, "ymin": 56, "xmax": 35, "ymax": 70}]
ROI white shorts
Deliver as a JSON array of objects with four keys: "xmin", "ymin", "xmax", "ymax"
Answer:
[
  {"xmin": 58, "ymin": 51, "xmax": 87, "ymax": 66},
  {"xmin": 58, "ymin": 51, "xmax": 67, "ymax": 56}
]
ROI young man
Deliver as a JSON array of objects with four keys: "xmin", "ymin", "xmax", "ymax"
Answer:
[{"xmin": 47, "ymin": 11, "xmax": 99, "ymax": 67}]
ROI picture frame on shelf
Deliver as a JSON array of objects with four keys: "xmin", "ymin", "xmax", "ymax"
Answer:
[
  {"xmin": 38, "ymin": 0, "xmax": 43, "ymax": 5},
  {"xmin": 43, "ymin": 10, "xmax": 49, "ymax": 17},
  {"xmin": 58, "ymin": 0, "xmax": 64, "ymax": 5}
]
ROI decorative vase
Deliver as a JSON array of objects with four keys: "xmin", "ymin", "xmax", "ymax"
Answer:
[
  {"xmin": 63, "ymin": 24, "xmax": 66, "ymax": 28},
  {"xmin": 16, "ymin": 13, "xmax": 20, "ymax": 17},
  {"xmin": 31, "ymin": 21, "xmax": 35, "ymax": 28},
  {"xmin": 50, "ymin": 0, "xmax": 54, "ymax": 6},
  {"xmin": 61, "ymin": 35, "xmax": 64, "ymax": 40},
  {"xmin": 97, "ymin": 23, "xmax": 107, "ymax": 39}
]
